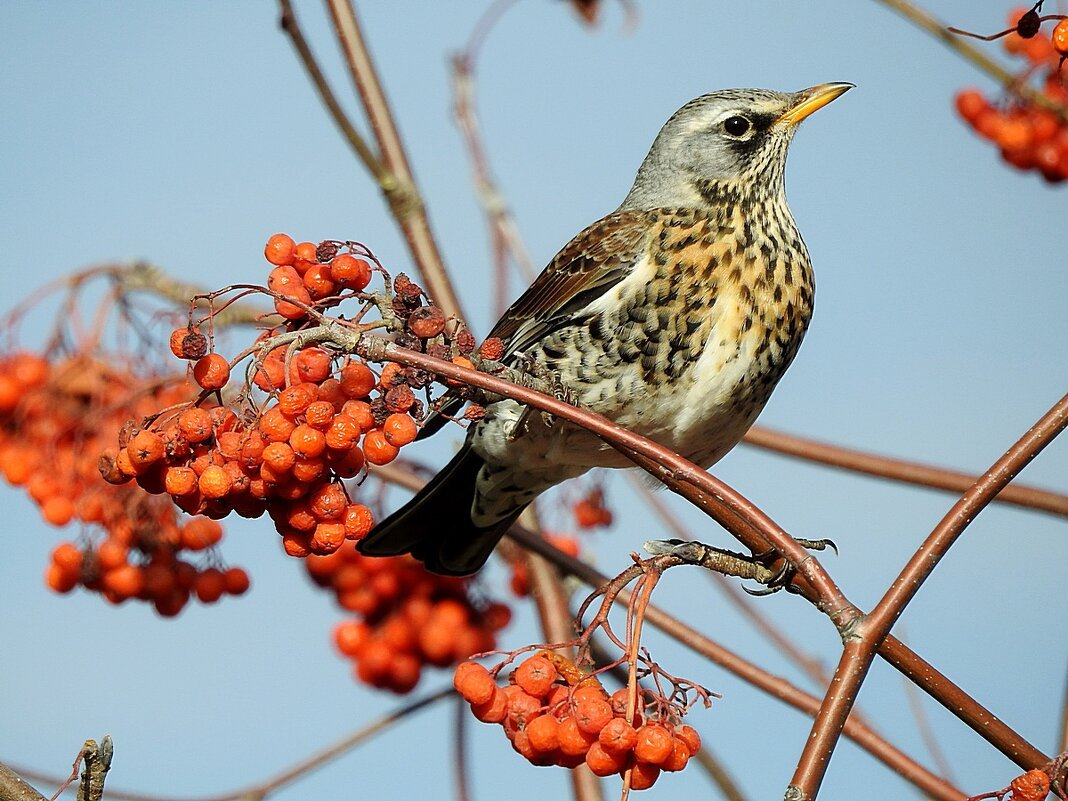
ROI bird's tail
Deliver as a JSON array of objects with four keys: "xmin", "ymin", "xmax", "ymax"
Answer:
[{"xmin": 356, "ymin": 443, "xmax": 524, "ymax": 576}]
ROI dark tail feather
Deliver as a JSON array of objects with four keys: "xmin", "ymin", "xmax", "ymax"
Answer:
[{"xmin": 357, "ymin": 444, "xmax": 523, "ymax": 576}]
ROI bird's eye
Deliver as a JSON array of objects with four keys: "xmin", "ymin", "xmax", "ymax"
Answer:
[{"xmin": 723, "ymin": 116, "xmax": 751, "ymax": 136}]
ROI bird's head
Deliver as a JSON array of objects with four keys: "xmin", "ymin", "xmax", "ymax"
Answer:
[{"xmin": 621, "ymin": 83, "xmax": 852, "ymax": 211}]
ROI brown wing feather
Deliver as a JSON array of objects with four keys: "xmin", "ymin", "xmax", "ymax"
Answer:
[
  {"xmin": 417, "ymin": 209, "xmax": 654, "ymax": 440},
  {"xmin": 488, "ymin": 209, "xmax": 655, "ymax": 355}
]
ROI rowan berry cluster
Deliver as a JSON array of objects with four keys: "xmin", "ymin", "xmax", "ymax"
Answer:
[
  {"xmin": 454, "ymin": 652, "xmax": 702, "ymax": 790},
  {"xmin": 0, "ymin": 350, "xmax": 249, "ymax": 614},
  {"xmin": 307, "ymin": 547, "xmax": 510, "ymax": 693},
  {"xmin": 953, "ymin": 8, "xmax": 1068, "ymax": 182}
]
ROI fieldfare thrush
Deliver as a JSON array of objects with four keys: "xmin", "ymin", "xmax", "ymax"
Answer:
[{"xmin": 359, "ymin": 83, "xmax": 853, "ymax": 575}]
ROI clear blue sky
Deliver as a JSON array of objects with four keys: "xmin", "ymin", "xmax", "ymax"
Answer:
[{"xmin": 2, "ymin": 2, "xmax": 1066, "ymax": 800}]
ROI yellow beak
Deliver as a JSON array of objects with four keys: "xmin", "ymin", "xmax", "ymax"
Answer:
[{"xmin": 777, "ymin": 82, "xmax": 854, "ymax": 126}]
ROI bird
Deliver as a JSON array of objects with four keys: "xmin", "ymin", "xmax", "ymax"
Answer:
[{"xmin": 358, "ymin": 83, "xmax": 852, "ymax": 575}]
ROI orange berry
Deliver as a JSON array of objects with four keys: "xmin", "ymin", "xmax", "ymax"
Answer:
[
  {"xmin": 329, "ymin": 254, "xmax": 372, "ymax": 290},
  {"xmin": 471, "ymin": 686, "xmax": 508, "ymax": 723},
  {"xmin": 954, "ymin": 89, "xmax": 988, "ymax": 123},
  {"xmin": 127, "ymin": 429, "xmax": 165, "ymax": 470},
  {"xmin": 675, "ymin": 724, "xmax": 701, "ymax": 755},
  {"xmin": 195, "ymin": 568, "xmax": 226, "ymax": 603},
  {"xmin": 526, "ymin": 714, "xmax": 561, "ymax": 754},
  {"xmin": 169, "ymin": 327, "xmax": 207, "ymax": 360},
  {"xmin": 264, "ymin": 233, "xmax": 296, "ymax": 266},
  {"xmin": 585, "ymin": 742, "xmax": 627, "ymax": 777},
  {"xmin": 223, "ymin": 566, "xmax": 251, "ymax": 595},
  {"xmin": 262, "ymin": 441, "xmax": 296, "ymax": 473},
  {"xmin": 281, "ymin": 529, "xmax": 312, "ymax": 558},
  {"xmin": 340, "ymin": 400, "xmax": 374, "ymax": 432},
  {"xmin": 304, "ymin": 400, "xmax": 335, "ymax": 430},
  {"xmin": 289, "ymin": 424, "xmax": 327, "ymax": 459},
  {"xmin": 558, "ymin": 716, "xmax": 598, "ymax": 756},
  {"xmin": 181, "ymin": 518, "xmax": 223, "ymax": 550},
  {"xmin": 259, "ymin": 407, "xmax": 297, "ymax": 442},
  {"xmin": 503, "ymin": 686, "xmax": 541, "ymax": 729},
  {"xmin": 302, "ymin": 263, "xmax": 336, "ymax": 299},
  {"xmin": 198, "ymin": 464, "xmax": 233, "ymax": 498},
  {"xmin": 355, "ymin": 639, "xmax": 393, "ymax": 685},
  {"xmin": 343, "ymin": 503, "xmax": 374, "ymax": 540},
  {"xmin": 193, "ymin": 353, "xmax": 230, "ymax": 391},
  {"xmin": 1010, "ymin": 769, "xmax": 1051, "ymax": 801},
  {"xmin": 514, "ymin": 655, "xmax": 558, "ymax": 698},
  {"xmin": 311, "ymin": 522, "xmax": 346, "ymax": 553},
  {"xmin": 51, "ymin": 542, "xmax": 83, "ymax": 574},
  {"xmin": 339, "ymin": 362, "xmax": 376, "ymax": 399},
  {"xmin": 386, "ymin": 652, "xmax": 422, "ymax": 694},
  {"xmin": 362, "ymin": 429, "xmax": 399, "ymax": 465},
  {"xmin": 454, "ymin": 661, "xmax": 496, "ymax": 705},
  {"xmin": 633, "ymin": 724, "xmax": 673, "ymax": 765},
  {"xmin": 41, "ymin": 495, "xmax": 75, "ymax": 526},
  {"xmin": 574, "ymin": 696, "xmax": 614, "ymax": 735},
  {"xmin": 382, "ymin": 413, "xmax": 418, "ymax": 447},
  {"xmin": 163, "ymin": 466, "xmax": 197, "ymax": 496},
  {"xmin": 377, "ymin": 362, "xmax": 403, "ymax": 390},
  {"xmin": 292, "ymin": 456, "xmax": 325, "ymax": 483},
  {"xmin": 334, "ymin": 620, "xmax": 370, "ymax": 657},
  {"xmin": 97, "ymin": 539, "xmax": 128, "ymax": 570},
  {"xmin": 1054, "ymin": 19, "xmax": 1068, "ymax": 56},
  {"xmin": 325, "ymin": 415, "xmax": 361, "ymax": 450},
  {"xmin": 277, "ymin": 383, "xmax": 317, "ymax": 418},
  {"xmin": 253, "ymin": 357, "xmax": 285, "ymax": 391},
  {"xmin": 629, "ymin": 760, "xmax": 660, "ymax": 791},
  {"xmin": 479, "ymin": 337, "xmax": 504, "ymax": 361},
  {"xmin": 294, "ymin": 241, "xmax": 317, "ymax": 263},
  {"xmin": 103, "ymin": 564, "xmax": 144, "ymax": 598},
  {"xmin": 660, "ymin": 736, "xmax": 691, "ymax": 772},
  {"xmin": 291, "ymin": 348, "xmax": 332, "ymax": 384},
  {"xmin": 599, "ymin": 717, "xmax": 638, "ymax": 756},
  {"xmin": 45, "ymin": 563, "xmax": 78, "ymax": 593}
]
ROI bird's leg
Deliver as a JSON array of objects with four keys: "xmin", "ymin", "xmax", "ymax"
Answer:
[{"xmin": 507, "ymin": 351, "xmax": 580, "ymax": 430}]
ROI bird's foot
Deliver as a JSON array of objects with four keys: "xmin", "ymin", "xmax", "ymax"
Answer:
[
  {"xmin": 508, "ymin": 352, "xmax": 579, "ymax": 430},
  {"xmin": 643, "ymin": 536, "xmax": 836, "ymax": 596}
]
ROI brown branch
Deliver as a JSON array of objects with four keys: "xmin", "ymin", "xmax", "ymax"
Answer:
[
  {"xmin": 743, "ymin": 425, "xmax": 1068, "ymax": 518},
  {"xmin": 17, "ymin": 689, "xmax": 451, "ymax": 801},
  {"xmin": 277, "ymin": 0, "xmax": 390, "ymax": 184},
  {"xmin": 789, "ymin": 391, "xmax": 1068, "ymax": 800},
  {"xmin": 874, "ymin": 0, "xmax": 1068, "ymax": 121},
  {"xmin": 0, "ymin": 763, "xmax": 48, "ymax": 801},
  {"xmin": 322, "ymin": 0, "xmax": 466, "ymax": 324}
]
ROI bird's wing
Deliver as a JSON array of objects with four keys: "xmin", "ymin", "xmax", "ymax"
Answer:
[
  {"xmin": 488, "ymin": 209, "xmax": 655, "ymax": 356},
  {"xmin": 417, "ymin": 209, "xmax": 654, "ymax": 440}
]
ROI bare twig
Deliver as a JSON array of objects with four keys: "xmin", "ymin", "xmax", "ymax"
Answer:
[
  {"xmin": 789, "ymin": 391, "xmax": 1068, "ymax": 799},
  {"xmin": 743, "ymin": 425, "xmax": 1068, "ymax": 518},
  {"xmin": 322, "ymin": 0, "xmax": 466, "ymax": 323},
  {"xmin": 874, "ymin": 0, "xmax": 1068, "ymax": 120},
  {"xmin": 18, "ymin": 689, "xmax": 451, "ymax": 801}
]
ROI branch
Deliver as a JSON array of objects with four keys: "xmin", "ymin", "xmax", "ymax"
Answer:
[
  {"xmin": 15, "ymin": 689, "xmax": 451, "ymax": 801},
  {"xmin": 789, "ymin": 391, "xmax": 1068, "ymax": 800},
  {"xmin": 322, "ymin": 0, "xmax": 467, "ymax": 324},
  {"xmin": 874, "ymin": 0, "xmax": 1068, "ymax": 121},
  {"xmin": 743, "ymin": 425, "xmax": 1068, "ymax": 519},
  {"xmin": 0, "ymin": 763, "xmax": 47, "ymax": 801}
]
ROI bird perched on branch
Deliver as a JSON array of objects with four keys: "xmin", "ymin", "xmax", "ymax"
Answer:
[{"xmin": 359, "ymin": 83, "xmax": 852, "ymax": 575}]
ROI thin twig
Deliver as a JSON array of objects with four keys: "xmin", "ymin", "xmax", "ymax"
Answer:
[
  {"xmin": 18, "ymin": 688, "xmax": 452, "ymax": 801},
  {"xmin": 874, "ymin": 0, "xmax": 1068, "ymax": 120},
  {"xmin": 453, "ymin": 695, "xmax": 471, "ymax": 801},
  {"xmin": 789, "ymin": 391, "xmax": 1068, "ymax": 799},
  {"xmin": 323, "ymin": 0, "xmax": 466, "ymax": 324},
  {"xmin": 743, "ymin": 425, "xmax": 1068, "ymax": 518},
  {"xmin": 277, "ymin": 0, "xmax": 390, "ymax": 184}
]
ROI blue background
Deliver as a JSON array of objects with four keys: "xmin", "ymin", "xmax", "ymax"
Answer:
[{"xmin": 1, "ymin": 2, "xmax": 1066, "ymax": 799}]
